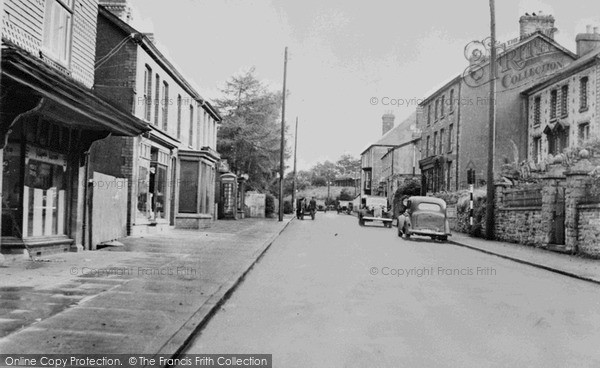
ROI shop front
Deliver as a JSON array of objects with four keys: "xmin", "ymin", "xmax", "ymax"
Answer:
[
  {"xmin": 129, "ymin": 131, "xmax": 177, "ymax": 235},
  {"xmin": 175, "ymin": 149, "xmax": 219, "ymax": 229},
  {"xmin": 0, "ymin": 44, "xmax": 148, "ymax": 255}
]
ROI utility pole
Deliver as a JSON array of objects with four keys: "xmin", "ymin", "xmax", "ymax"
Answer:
[
  {"xmin": 291, "ymin": 117, "xmax": 298, "ymax": 213},
  {"xmin": 486, "ymin": 0, "xmax": 497, "ymax": 240},
  {"xmin": 278, "ymin": 47, "xmax": 288, "ymax": 222}
]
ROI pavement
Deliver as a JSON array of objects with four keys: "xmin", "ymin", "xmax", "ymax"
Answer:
[
  {"xmin": 0, "ymin": 213, "xmax": 599, "ymax": 358},
  {"xmin": 0, "ymin": 216, "xmax": 292, "ymax": 356},
  {"xmin": 450, "ymin": 232, "xmax": 600, "ymax": 285}
]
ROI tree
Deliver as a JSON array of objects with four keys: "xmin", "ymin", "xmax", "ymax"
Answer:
[
  {"xmin": 216, "ymin": 68, "xmax": 288, "ymax": 192},
  {"xmin": 335, "ymin": 154, "xmax": 361, "ymax": 178}
]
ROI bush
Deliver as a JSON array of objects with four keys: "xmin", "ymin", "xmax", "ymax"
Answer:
[
  {"xmin": 265, "ymin": 194, "xmax": 275, "ymax": 217},
  {"xmin": 283, "ymin": 200, "xmax": 293, "ymax": 214},
  {"xmin": 392, "ymin": 179, "xmax": 422, "ymax": 218},
  {"xmin": 337, "ymin": 188, "xmax": 354, "ymax": 201}
]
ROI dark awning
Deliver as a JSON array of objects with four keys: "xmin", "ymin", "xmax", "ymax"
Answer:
[{"xmin": 1, "ymin": 43, "xmax": 149, "ymax": 136}]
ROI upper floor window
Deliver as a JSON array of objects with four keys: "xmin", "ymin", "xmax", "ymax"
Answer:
[
  {"xmin": 448, "ymin": 124, "xmax": 454, "ymax": 153},
  {"xmin": 144, "ymin": 65, "xmax": 152, "ymax": 122},
  {"xmin": 440, "ymin": 128, "xmax": 445, "ymax": 154},
  {"xmin": 434, "ymin": 99, "xmax": 439, "ymax": 121},
  {"xmin": 426, "ymin": 136, "xmax": 430, "ymax": 157},
  {"xmin": 154, "ymin": 75, "xmax": 160, "ymax": 126},
  {"xmin": 560, "ymin": 85, "xmax": 569, "ymax": 117},
  {"xmin": 580, "ymin": 77, "xmax": 589, "ymax": 111},
  {"xmin": 427, "ymin": 105, "xmax": 431, "ymax": 127},
  {"xmin": 176, "ymin": 95, "xmax": 182, "ymax": 139},
  {"xmin": 550, "ymin": 89, "xmax": 557, "ymax": 120},
  {"xmin": 433, "ymin": 131, "xmax": 438, "ymax": 155},
  {"xmin": 161, "ymin": 82, "xmax": 169, "ymax": 131},
  {"xmin": 440, "ymin": 95, "xmax": 445, "ymax": 117},
  {"xmin": 533, "ymin": 96, "xmax": 541, "ymax": 127},
  {"xmin": 43, "ymin": 0, "xmax": 74, "ymax": 65},
  {"xmin": 449, "ymin": 89, "xmax": 455, "ymax": 112},
  {"xmin": 189, "ymin": 105, "xmax": 194, "ymax": 147}
]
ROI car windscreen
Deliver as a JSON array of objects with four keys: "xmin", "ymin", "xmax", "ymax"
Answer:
[{"xmin": 416, "ymin": 202, "xmax": 441, "ymax": 211}]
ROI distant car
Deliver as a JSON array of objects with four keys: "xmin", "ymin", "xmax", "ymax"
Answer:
[
  {"xmin": 296, "ymin": 198, "xmax": 316, "ymax": 220},
  {"xmin": 358, "ymin": 196, "xmax": 393, "ymax": 228},
  {"xmin": 316, "ymin": 200, "xmax": 327, "ymax": 212},
  {"xmin": 397, "ymin": 196, "xmax": 451, "ymax": 241}
]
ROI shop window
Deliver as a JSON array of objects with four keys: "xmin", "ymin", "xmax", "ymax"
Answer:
[
  {"xmin": 23, "ymin": 147, "xmax": 67, "ymax": 237},
  {"xmin": 2, "ymin": 144, "xmax": 23, "ymax": 237},
  {"xmin": 179, "ymin": 161, "xmax": 199, "ymax": 214},
  {"xmin": 151, "ymin": 164, "xmax": 167, "ymax": 220},
  {"xmin": 137, "ymin": 166, "xmax": 149, "ymax": 218},
  {"xmin": 43, "ymin": 0, "xmax": 73, "ymax": 65}
]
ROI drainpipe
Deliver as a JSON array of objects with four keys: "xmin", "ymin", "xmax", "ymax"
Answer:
[{"xmin": 82, "ymin": 150, "xmax": 91, "ymax": 250}]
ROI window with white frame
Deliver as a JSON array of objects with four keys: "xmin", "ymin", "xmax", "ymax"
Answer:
[{"xmin": 43, "ymin": 0, "xmax": 74, "ymax": 65}]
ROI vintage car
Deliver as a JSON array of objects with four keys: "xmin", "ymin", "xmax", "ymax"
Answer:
[
  {"xmin": 358, "ymin": 196, "xmax": 393, "ymax": 227},
  {"xmin": 397, "ymin": 196, "xmax": 451, "ymax": 241},
  {"xmin": 296, "ymin": 198, "xmax": 315, "ymax": 220}
]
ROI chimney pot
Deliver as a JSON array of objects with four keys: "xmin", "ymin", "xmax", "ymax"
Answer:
[
  {"xmin": 587, "ymin": 25, "xmax": 592, "ymax": 33},
  {"xmin": 595, "ymin": 27, "xmax": 599, "ymax": 34}
]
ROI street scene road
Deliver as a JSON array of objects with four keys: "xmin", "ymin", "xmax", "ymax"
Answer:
[{"xmin": 181, "ymin": 213, "xmax": 600, "ymax": 367}]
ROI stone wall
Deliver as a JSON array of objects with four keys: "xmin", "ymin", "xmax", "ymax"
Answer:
[
  {"xmin": 577, "ymin": 203, "xmax": 600, "ymax": 258},
  {"xmin": 495, "ymin": 208, "xmax": 544, "ymax": 245}
]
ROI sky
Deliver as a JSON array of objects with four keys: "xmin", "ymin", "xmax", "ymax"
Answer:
[{"xmin": 127, "ymin": 0, "xmax": 600, "ymax": 171}]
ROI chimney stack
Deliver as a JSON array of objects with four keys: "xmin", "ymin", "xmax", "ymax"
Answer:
[
  {"xmin": 576, "ymin": 25, "xmax": 600, "ymax": 57},
  {"xmin": 519, "ymin": 12, "xmax": 556, "ymax": 39},
  {"xmin": 99, "ymin": 0, "xmax": 133, "ymax": 23},
  {"xmin": 382, "ymin": 112, "xmax": 395, "ymax": 136},
  {"xmin": 143, "ymin": 33, "xmax": 155, "ymax": 44}
]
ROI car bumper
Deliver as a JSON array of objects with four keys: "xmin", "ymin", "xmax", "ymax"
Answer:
[
  {"xmin": 362, "ymin": 216, "xmax": 393, "ymax": 222},
  {"xmin": 408, "ymin": 229, "xmax": 451, "ymax": 236}
]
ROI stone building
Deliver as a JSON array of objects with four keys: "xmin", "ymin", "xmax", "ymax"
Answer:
[
  {"xmin": 417, "ymin": 13, "xmax": 577, "ymax": 192},
  {"xmin": 417, "ymin": 76, "xmax": 461, "ymax": 193},
  {"xmin": 1, "ymin": 0, "xmax": 149, "ymax": 255},
  {"xmin": 523, "ymin": 26, "xmax": 600, "ymax": 163},
  {"xmin": 91, "ymin": 1, "xmax": 221, "ymax": 235},
  {"xmin": 360, "ymin": 112, "xmax": 421, "ymax": 201}
]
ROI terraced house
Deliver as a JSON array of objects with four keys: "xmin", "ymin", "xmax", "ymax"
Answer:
[
  {"xmin": 0, "ymin": 0, "xmax": 149, "ymax": 255},
  {"xmin": 524, "ymin": 26, "xmax": 600, "ymax": 163},
  {"xmin": 91, "ymin": 0, "xmax": 221, "ymax": 237}
]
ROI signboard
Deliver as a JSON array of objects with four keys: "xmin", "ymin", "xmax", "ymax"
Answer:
[{"xmin": 447, "ymin": 205, "xmax": 457, "ymax": 218}]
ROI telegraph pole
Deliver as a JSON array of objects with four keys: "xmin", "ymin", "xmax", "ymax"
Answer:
[
  {"xmin": 486, "ymin": 0, "xmax": 497, "ymax": 240},
  {"xmin": 291, "ymin": 117, "xmax": 298, "ymax": 213},
  {"xmin": 278, "ymin": 47, "xmax": 288, "ymax": 222}
]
